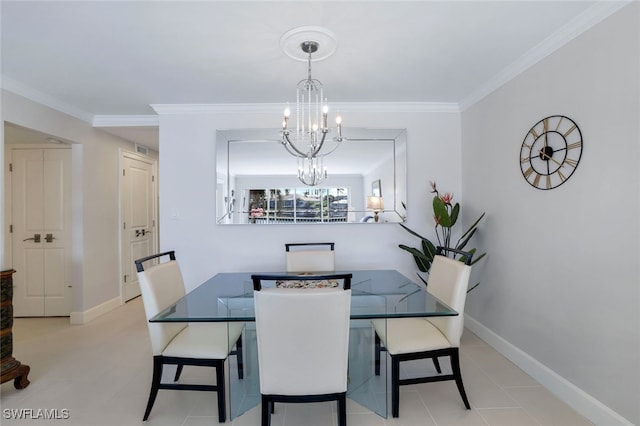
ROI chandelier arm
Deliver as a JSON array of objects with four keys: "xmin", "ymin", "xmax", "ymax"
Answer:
[
  {"xmin": 282, "ymin": 142, "xmax": 305, "ymax": 158},
  {"xmin": 314, "ymin": 139, "xmax": 343, "ymax": 157},
  {"xmin": 310, "ymin": 130, "xmax": 328, "ymax": 157},
  {"xmin": 282, "ymin": 133, "xmax": 310, "ymax": 158}
]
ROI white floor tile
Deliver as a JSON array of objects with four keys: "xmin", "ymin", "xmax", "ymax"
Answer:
[
  {"xmin": 0, "ymin": 297, "xmax": 592, "ymax": 426},
  {"xmin": 476, "ymin": 407, "xmax": 539, "ymax": 426}
]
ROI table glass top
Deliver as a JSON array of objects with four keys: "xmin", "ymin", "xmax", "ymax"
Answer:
[{"xmin": 150, "ymin": 269, "xmax": 457, "ymax": 322}]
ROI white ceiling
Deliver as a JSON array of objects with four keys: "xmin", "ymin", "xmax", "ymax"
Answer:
[{"xmin": 1, "ymin": 1, "xmax": 624, "ymax": 150}]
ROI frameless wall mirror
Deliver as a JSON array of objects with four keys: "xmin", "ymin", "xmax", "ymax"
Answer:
[{"xmin": 216, "ymin": 128, "xmax": 407, "ymax": 225}]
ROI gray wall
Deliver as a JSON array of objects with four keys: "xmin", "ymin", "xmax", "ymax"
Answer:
[{"xmin": 461, "ymin": 4, "xmax": 639, "ymax": 424}]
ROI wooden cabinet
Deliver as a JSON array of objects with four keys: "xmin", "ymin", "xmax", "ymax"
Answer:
[{"xmin": 1, "ymin": 269, "xmax": 30, "ymax": 389}]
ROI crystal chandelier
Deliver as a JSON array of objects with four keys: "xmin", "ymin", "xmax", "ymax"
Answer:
[{"xmin": 281, "ymin": 40, "xmax": 344, "ymax": 186}]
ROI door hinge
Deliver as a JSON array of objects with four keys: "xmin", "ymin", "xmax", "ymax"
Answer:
[
  {"xmin": 123, "ymin": 169, "xmax": 126, "ymax": 176},
  {"xmin": 9, "ymin": 224, "xmax": 13, "ymax": 233},
  {"xmin": 124, "ymin": 275, "xmax": 127, "ymax": 283},
  {"xmin": 123, "ymin": 222, "xmax": 126, "ymax": 229},
  {"xmin": 152, "ymin": 175, "xmax": 155, "ymax": 182},
  {"xmin": 9, "ymin": 163, "xmax": 12, "ymax": 172}
]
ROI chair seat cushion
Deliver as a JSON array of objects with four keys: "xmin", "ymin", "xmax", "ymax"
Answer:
[
  {"xmin": 163, "ymin": 322, "xmax": 244, "ymax": 359},
  {"xmin": 372, "ymin": 318, "xmax": 451, "ymax": 355}
]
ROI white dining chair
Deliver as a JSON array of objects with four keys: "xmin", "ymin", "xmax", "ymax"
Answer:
[
  {"xmin": 285, "ymin": 242, "xmax": 335, "ymax": 272},
  {"xmin": 135, "ymin": 251, "xmax": 244, "ymax": 423},
  {"xmin": 252, "ymin": 274, "xmax": 352, "ymax": 426},
  {"xmin": 373, "ymin": 247, "xmax": 473, "ymax": 417}
]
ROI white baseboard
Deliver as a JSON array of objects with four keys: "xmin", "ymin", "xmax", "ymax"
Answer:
[
  {"xmin": 465, "ymin": 315, "xmax": 633, "ymax": 426},
  {"xmin": 69, "ymin": 296, "xmax": 121, "ymax": 324}
]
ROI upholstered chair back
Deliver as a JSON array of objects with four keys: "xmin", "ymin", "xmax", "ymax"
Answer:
[
  {"xmin": 137, "ymin": 260, "xmax": 188, "ymax": 355},
  {"xmin": 426, "ymin": 255, "xmax": 472, "ymax": 347},
  {"xmin": 285, "ymin": 250, "xmax": 335, "ymax": 272},
  {"xmin": 254, "ymin": 287, "xmax": 351, "ymax": 395}
]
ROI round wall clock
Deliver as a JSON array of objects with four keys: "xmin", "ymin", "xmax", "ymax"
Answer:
[{"xmin": 520, "ymin": 115, "xmax": 583, "ymax": 190}]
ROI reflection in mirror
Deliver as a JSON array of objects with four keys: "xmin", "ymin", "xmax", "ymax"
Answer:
[{"xmin": 216, "ymin": 128, "xmax": 407, "ymax": 224}]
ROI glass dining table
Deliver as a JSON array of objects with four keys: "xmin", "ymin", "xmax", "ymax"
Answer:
[{"xmin": 149, "ymin": 269, "xmax": 458, "ymax": 420}]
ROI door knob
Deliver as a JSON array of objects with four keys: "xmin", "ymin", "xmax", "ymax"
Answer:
[
  {"xmin": 135, "ymin": 229, "xmax": 152, "ymax": 237},
  {"xmin": 23, "ymin": 234, "xmax": 41, "ymax": 243},
  {"xmin": 44, "ymin": 233, "xmax": 56, "ymax": 243}
]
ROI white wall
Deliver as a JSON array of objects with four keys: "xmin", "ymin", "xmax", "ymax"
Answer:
[
  {"xmin": 157, "ymin": 107, "xmax": 462, "ymax": 292},
  {"xmin": 1, "ymin": 90, "xmax": 158, "ymax": 320},
  {"xmin": 461, "ymin": 4, "xmax": 639, "ymax": 424}
]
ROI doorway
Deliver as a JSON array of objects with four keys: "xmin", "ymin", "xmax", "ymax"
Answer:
[
  {"xmin": 119, "ymin": 150, "xmax": 157, "ymax": 302},
  {"xmin": 8, "ymin": 146, "xmax": 73, "ymax": 316}
]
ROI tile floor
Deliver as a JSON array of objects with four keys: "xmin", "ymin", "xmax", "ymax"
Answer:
[{"xmin": 0, "ymin": 298, "xmax": 592, "ymax": 426}]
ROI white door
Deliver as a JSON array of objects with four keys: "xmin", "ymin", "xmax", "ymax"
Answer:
[
  {"xmin": 120, "ymin": 152, "xmax": 156, "ymax": 302},
  {"xmin": 11, "ymin": 148, "xmax": 72, "ymax": 316}
]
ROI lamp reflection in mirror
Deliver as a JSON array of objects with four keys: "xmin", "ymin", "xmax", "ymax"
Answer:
[
  {"xmin": 281, "ymin": 40, "xmax": 344, "ymax": 187},
  {"xmin": 367, "ymin": 196, "xmax": 384, "ymax": 222}
]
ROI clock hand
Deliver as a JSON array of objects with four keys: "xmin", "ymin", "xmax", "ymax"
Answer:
[
  {"xmin": 538, "ymin": 149, "xmax": 564, "ymax": 167},
  {"xmin": 543, "ymin": 134, "xmax": 549, "ymax": 175}
]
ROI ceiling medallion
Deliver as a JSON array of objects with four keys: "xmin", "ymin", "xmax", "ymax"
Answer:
[{"xmin": 279, "ymin": 26, "xmax": 337, "ymax": 62}]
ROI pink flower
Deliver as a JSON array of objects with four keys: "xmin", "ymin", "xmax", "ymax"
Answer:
[
  {"xmin": 250, "ymin": 207, "xmax": 264, "ymax": 218},
  {"xmin": 440, "ymin": 192, "xmax": 453, "ymax": 205}
]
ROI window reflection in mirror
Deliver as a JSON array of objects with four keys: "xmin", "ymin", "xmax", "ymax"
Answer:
[
  {"xmin": 216, "ymin": 128, "xmax": 407, "ymax": 224},
  {"xmin": 245, "ymin": 187, "xmax": 348, "ymax": 224}
]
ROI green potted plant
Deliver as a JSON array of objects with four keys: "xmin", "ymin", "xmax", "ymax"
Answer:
[{"xmin": 400, "ymin": 181, "xmax": 486, "ymax": 292}]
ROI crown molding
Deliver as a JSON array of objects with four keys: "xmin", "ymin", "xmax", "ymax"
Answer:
[
  {"xmin": 92, "ymin": 115, "xmax": 159, "ymax": 127},
  {"xmin": 459, "ymin": 0, "xmax": 632, "ymax": 112},
  {"xmin": 151, "ymin": 101, "xmax": 459, "ymax": 115},
  {"xmin": 335, "ymin": 102, "xmax": 460, "ymax": 113},
  {"xmin": 1, "ymin": 75, "xmax": 94, "ymax": 123},
  {"xmin": 151, "ymin": 103, "xmax": 282, "ymax": 115}
]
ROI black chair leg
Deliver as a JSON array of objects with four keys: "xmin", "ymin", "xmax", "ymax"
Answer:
[
  {"xmin": 261, "ymin": 395, "xmax": 271, "ymax": 426},
  {"xmin": 143, "ymin": 356, "xmax": 163, "ymax": 421},
  {"xmin": 215, "ymin": 360, "xmax": 226, "ymax": 422},
  {"xmin": 374, "ymin": 333, "xmax": 381, "ymax": 376},
  {"xmin": 337, "ymin": 393, "xmax": 347, "ymax": 426},
  {"xmin": 174, "ymin": 364, "xmax": 184, "ymax": 381},
  {"xmin": 432, "ymin": 356, "xmax": 442, "ymax": 374},
  {"xmin": 235, "ymin": 335, "xmax": 244, "ymax": 380},
  {"xmin": 451, "ymin": 349, "xmax": 471, "ymax": 409},
  {"xmin": 391, "ymin": 356, "xmax": 400, "ymax": 418}
]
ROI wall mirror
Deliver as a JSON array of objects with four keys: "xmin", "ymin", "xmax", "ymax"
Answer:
[{"xmin": 216, "ymin": 128, "xmax": 407, "ymax": 225}]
